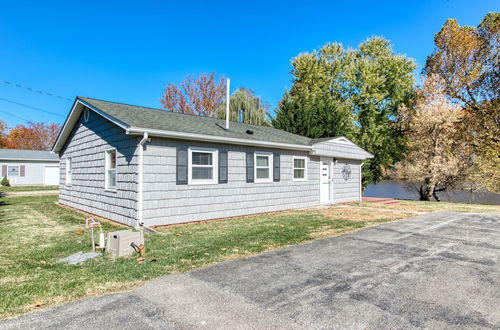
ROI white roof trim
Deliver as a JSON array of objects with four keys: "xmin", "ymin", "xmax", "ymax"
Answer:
[
  {"xmin": 310, "ymin": 136, "xmax": 374, "ymax": 159},
  {"xmin": 309, "ymin": 150, "xmax": 373, "ymax": 159},
  {"xmin": 52, "ymin": 99, "xmax": 130, "ymax": 153},
  {"xmin": 126, "ymin": 127, "xmax": 312, "ymax": 151},
  {"xmin": 316, "ymin": 136, "xmax": 357, "ymax": 145}
]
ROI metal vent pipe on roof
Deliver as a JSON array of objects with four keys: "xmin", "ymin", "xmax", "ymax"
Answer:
[
  {"xmin": 225, "ymin": 78, "xmax": 230, "ymax": 130},
  {"xmin": 239, "ymin": 109, "xmax": 245, "ymax": 123}
]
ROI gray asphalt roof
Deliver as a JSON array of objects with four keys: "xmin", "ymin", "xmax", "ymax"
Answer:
[
  {"xmin": 0, "ymin": 149, "xmax": 59, "ymax": 161},
  {"xmin": 79, "ymin": 97, "xmax": 315, "ymax": 146}
]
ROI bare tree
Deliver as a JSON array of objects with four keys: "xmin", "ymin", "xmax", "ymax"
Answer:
[{"xmin": 160, "ymin": 73, "xmax": 226, "ymax": 117}]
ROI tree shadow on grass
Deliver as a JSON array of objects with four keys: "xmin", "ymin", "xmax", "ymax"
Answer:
[{"xmin": 0, "ymin": 196, "xmax": 14, "ymax": 227}]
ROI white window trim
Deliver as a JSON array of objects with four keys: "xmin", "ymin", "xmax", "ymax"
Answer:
[
  {"xmin": 188, "ymin": 147, "xmax": 218, "ymax": 185},
  {"xmin": 293, "ymin": 156, "xmax": 308, "ymax": 181},
  {"xmin": 7, "ymin": 165, "xmax": 20, "ymax": 177},
  {"xmin": 65, "ymin": 158, "xmax": 71, "ymax": 185},
  {"xmin": 105, "ymin": 148, "xmax": 117, "ymax": 191},
  {"xmin": 254, "ymin": 152, "xmax": 273, "ymax": 183}
]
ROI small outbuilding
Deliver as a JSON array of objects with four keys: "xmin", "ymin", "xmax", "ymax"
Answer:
[
  {"xmin": 52, "ymin": 97, "xmax": 373, "ymax": 227},
  {"xmin": 0, "ymin": 149, "xmax": 60, "ymax": 186}
]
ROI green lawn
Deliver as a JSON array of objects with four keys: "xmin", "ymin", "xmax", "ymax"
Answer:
[
  {"xmin": 0, "ymin": 194, "xmax": 411, "ymax": 319},
  {"xmin": 0, "ymin": 185, "xmax": 58, "ymax": 193}
]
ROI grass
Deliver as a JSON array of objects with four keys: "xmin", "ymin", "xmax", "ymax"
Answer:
[
  {"xmin": 0, "ymin": 195, "xmax": 408, "ymax": 319},
  {"xmin": 0, "ymin": 185, "xmax": 58, "ymax": 193},
  {"xmin": 354, "ymin": 200, "xmax": 500, "ymax": 213}
]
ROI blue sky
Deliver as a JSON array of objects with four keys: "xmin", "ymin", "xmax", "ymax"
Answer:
[{"xmin": 0, "ymin": 0, "xmax": 497, "ymax": 128}]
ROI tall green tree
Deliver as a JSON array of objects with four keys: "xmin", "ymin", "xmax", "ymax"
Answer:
[
  {"xmin": 273, "ymin": 37, "xmax": 416, "ymax": 186},
  {"xmin": 216, "ymin": 88, "xmax": 269, "ymax": 125},
  {"xmin": 273, "ymin": 43, "xmax": 355, "ymax": 139}
]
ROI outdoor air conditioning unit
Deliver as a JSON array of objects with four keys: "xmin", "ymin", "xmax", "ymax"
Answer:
[{"xmin": 106, "ymin": 229, "xmax": 144, "ymax": 257}]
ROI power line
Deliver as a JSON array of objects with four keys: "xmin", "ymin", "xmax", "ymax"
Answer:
[
  {"xmin": 0, "ymin": 79, "xmax": 73, "ymax": 102},
  {"xmin": 0, "ymin": 109, "xmax": 31, "ymax": 122},
  {"xmin": 0, "ymin": 97, "xmax": 66, "ymax": 118}
]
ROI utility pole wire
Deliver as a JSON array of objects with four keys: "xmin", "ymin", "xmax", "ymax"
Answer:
[
  {"xmin": 0, "ymin": 80, "xmax": 73, "ymax": 102},
  {"xmin": 0, "ymin": 109, "xmax": 31, "ymax": 122},
  {"xmin": 0, "ymin": 96, "xmax": 66, "ymax": 118}
]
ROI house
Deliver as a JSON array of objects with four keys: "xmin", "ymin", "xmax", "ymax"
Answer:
[
  {"xmin": 0, "ymin": 149, "xmax": 59, "ymax": 186},
  {"xmin": 52, "ymin": 97, "xmax": 373, "ymax": 227}
]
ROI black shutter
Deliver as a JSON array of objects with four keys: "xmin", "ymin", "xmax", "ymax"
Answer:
[
  {"xmin": 246, "ymin": 152, "xmax": 254, "ymax": 183},
  {"xmin": 176, "ymin": 147, "xmax": 188, "ymax": 185},
  {"xmin": 273, "ymin": 153, "xmax": 280, "ymax": 182},
  {"xmin": 219, "ymin": 151, "xmax": 228, "ymax": 184}
]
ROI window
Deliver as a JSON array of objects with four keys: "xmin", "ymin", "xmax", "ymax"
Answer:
[
  {"xmin": 7, "ymin": 165, "xmax": 19, "ymax": 177},
  {"xmin": 254, "ymin": 153, "xmax": 273, "ymax": 182},
  {"xmin": 105, "ymin": 149, "xmax": 117, "ymax": 189},
  {"xmin": 189, "ymin": 148, "xmax": 217, "ymax": 184},
  {"xmin": 66, "ymin": 158, "xmax": 72, "ymax": 185},
  {"xmin": 293, "ymin": 157, "xmax": 307, "ymax": 180}
]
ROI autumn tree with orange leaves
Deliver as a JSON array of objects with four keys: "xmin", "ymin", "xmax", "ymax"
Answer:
[
  {"xmin": 1, "ymin": 122, "xmax": 61, "ymax": 151},
  {"xmin": 424, "ymin": 13, "xmax": 499, "ymax": 192},
  {"xmin": 160, "ymin": 73, "xmax": 226, "ymax": 117}
]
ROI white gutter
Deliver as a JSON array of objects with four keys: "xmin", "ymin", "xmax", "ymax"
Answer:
[
  {"xmin": 359, "ymin": 162, "xmax": 365, "ymax": 202},
  {"xmin": 126, "ymin": 127, "xmax": 312, "ymax": 151},
  {"xmin": 137, "ymin": 132, "xmax": 149, "ymax": 227}
]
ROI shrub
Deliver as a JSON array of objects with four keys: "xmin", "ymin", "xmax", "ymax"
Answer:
[{"xmin": 1, "ymin": 176, "xmax": 10, "ymax": 186}]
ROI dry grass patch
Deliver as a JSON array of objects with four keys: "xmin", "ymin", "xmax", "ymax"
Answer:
[
  {"xmin": 319, "ymin": 206, "xmax": 414, "ymax": 222},
  {"xmin": 354, "ymin": 201, "xmax": 500, "ymax": 213},
  {"xmin": 309, "ymin": 226, "xmax": 360, "ymax": 239}
]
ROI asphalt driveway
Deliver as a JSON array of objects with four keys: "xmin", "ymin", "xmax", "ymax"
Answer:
[{"xmin": 2, "ymin": 211, "xmax": 499, "ymax": 329}]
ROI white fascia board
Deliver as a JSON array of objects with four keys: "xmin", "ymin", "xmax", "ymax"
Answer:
[
  {"xmin": 52, "ymin": 99, "xmax": 130, "ymax": 153},
  {"xmin": 310, "ymin": 136, "xmax": 374, "ymax": 159},
  {"xmin": 77, "ymin": 99, "xmax": 129, "ymax": 130},
  {"xmin": 126, "ymin": 127, "xmax": 312, "ymax": 151},
  {"xmin": 309, "ymin": 150, "xmax": 374, "ymax": 160}
]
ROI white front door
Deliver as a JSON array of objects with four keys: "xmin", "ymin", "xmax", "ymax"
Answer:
[
  {"xmin": 44, "ymin": 166, "xmax": 59, "ymax": 185},
  {"xmin": 320, "ymin": 158, "xmax": 332, "ymax": 203}
]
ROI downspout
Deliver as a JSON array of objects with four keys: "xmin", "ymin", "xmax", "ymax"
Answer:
[
  {"xmin": 137, "ymin": 132, "xmax": 149, "ymax": 227},
  {"xmin": 359, "ymin": 162, "xmax": 365, "ymax": 202}
]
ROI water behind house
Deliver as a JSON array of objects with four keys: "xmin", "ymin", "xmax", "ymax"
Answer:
[{"xmin": 364, "ymin": 181, "xmax": 500, "ymax": 205}]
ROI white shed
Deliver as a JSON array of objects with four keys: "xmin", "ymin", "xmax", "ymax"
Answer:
[{"xmin": 0, "ymin": 149, "xmax": 60, "ymax": 186}]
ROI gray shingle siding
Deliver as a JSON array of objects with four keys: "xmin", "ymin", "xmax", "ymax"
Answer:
[
  {"xmin": 142, "ymin": 138, "xmax": 320, "ymax": 226},
  {"xmin": 331, "ymin": 159, "xmax": 362, "ymax": 203},
  {"xmin": 55, "ymin": 100, "xmax": 372, "ymax": 227},
  {"xmin": 58, "ymin": 110, "xmax": 139, "ymax": 226}
]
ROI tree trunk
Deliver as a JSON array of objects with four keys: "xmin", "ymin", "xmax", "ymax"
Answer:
[
  {"xmin": 432, "ymin": 187, "xmax": 446, "ymax": 202},
  {"xmin": 418, "ymin": 183, "xmax": 436, "ymax": 201}
]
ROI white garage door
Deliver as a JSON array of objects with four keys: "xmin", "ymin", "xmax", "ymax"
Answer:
[{"xmin": 44, "ymin": 166, "xmax": 59, "ymax": 185}]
